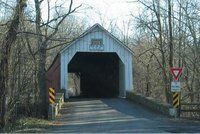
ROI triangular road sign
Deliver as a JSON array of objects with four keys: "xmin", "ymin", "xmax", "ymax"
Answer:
[{"xmin": 170, "ymin": 67, "xmax": 183, "ymax": 81}]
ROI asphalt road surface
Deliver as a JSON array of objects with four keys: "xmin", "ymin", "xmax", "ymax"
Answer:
[{"xmin": 48, "ymin": 98, "xmax": 200, "ymax": 133}]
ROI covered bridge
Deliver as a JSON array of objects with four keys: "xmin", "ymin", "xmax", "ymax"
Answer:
[{"xmin": 46, "ymin": 23, "xmax": 133, "ymax": 99}]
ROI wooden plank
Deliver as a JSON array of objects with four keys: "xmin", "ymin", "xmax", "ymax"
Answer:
[
  {"xmin": 181, "ymin": 103, "xmax": 200, "ymax": 105},
  {"xmin": 181, "ymin": 109, "xmax": 200, "ymax": 112},
  {"xmin": 182, "ymin": 92, "xmax": 200, "ymax": 94}
]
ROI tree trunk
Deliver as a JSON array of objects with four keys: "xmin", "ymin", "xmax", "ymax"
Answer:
[
  {"xmin": 168, "ymin": 0, "xmax": 173, "ymax": 68},
  {"xmin": 34, "ymin": 0, "xmax": 78, "ymax": 118},
  {"xmin": 37, "ymin": 43, "xmax": 48, "ymax": 118},
  {"xmin": 34, "ymin": 0, "xmax": 48, "ymax": 118},
  {"xmin": 0, "ymin": 59, "xmax": 7, "ymax": 128},
  {"xmin": 0, "ymin": 0, "xmax": 26, "ymax": 128},
  {"xmin": 155, "ymin": 0, "xmax": 170, "ymax": 103},
  {"xmin": 168, "ymin": 0, "xmax": 173, "ymax": 104}
]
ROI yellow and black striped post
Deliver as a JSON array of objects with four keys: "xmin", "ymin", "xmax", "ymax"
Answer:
[
  {"xmin": 173, "ymin": 92, "xmax": 179, "ymax": 108},
  {"xmin": 49, "ymin": 87, "xmax": 55, "ymax": 105}
]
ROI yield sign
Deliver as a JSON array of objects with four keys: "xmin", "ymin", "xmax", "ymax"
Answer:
[{"xmin": 170, "ymin": 67, "xmax": 183, "ymax": 81}]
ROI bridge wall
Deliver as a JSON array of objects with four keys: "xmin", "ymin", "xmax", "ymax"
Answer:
[
  {"xmin": 46, "ymin": 54, "xmax": 61, "ymax": 93},
  {"xmin": 127, "ymin": 92, "xmax": 172, "ymax": 116}
]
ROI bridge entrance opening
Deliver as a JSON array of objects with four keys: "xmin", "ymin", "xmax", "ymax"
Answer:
[{"xmin": 68, "ymin": 52, "xmax": 123, "ymax": 98}]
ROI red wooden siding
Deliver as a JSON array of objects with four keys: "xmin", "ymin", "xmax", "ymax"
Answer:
[{"xmin": 46, "ymin": 54, "xmax": 61, "ymax": 93}]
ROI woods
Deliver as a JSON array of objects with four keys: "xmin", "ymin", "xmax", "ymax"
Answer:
[
  {"xmin": 0, "ymin": 0, "xmax": 84, "ymax": 129},
  {"xmin": 133, "ymin": 0, "xmax": 200, "ymax": 117},
  {"xmin": 0, "ymin": 0, "xmax": 27, "ymax": 128},
  {"xmin": 0, "ymin": 0, "xmax": 200, "ymax": 130}
]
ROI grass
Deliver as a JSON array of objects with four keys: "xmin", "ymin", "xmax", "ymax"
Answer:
[{"xmin": 3, "ymin": 117, "xmax": 53, "ymax": 133}]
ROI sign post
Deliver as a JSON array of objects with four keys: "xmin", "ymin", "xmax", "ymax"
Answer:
[
  {"xmin": 170, "ymin": 67, "xmax": 183, "ymax": 118},
  {"xmin": 49, "ymin": 87, "xmax": 56, "ymax": 120},
  {"xmin": 49, "ymin": 87, "xmax": 55, "ymax": 105},
  {"xmin": 173, "ymin": 92, "xmax": 180, "ymax": 108}
]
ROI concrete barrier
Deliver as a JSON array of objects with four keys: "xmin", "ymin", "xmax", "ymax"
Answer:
[
  {"xmin": 126, "ymin": 91, "xmax": 172, "ymax": 116},
  {"xmin": 48, "ymin": 103, "xmax": 58, "ymax": 120},
  {"xmin": 56, "ymin": 93, "xmax": 64, "ymax": 109},
  {"xmin": 48, "ymin": 93, "xmax": 64, "ymax": 120}
]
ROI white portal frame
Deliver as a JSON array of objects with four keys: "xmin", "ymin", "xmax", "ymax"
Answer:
[{"xmin": 60, "ymin": 24, "xmax": 133, "ymax": 98}]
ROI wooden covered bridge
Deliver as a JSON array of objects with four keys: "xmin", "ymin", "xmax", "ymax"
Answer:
[{"xmin": 46, "ymin": 24, "xmax": 133, "ymax": 99}]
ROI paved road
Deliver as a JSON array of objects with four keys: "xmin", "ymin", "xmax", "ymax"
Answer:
[{"xmin": 48, "ymin": 98, "xmax": 200, "ymax": 133}]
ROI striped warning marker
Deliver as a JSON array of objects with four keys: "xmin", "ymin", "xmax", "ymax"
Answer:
[
  {"xmin": 173, "ymin": 92, "xmax": 179, "ymax": 108},
  {"xmin": 49, "ymin": 87, "xmax": 55, "ymax": 105}
]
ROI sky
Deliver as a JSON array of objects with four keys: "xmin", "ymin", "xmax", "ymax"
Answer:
[
  {"xmin": 38, "ymin": 0, "xmax": 141, "ymax": 30},
  {"xmin": 72, "ymin": 0, "xmax": 141, "ymax": 27},
  {"xmin": 0, "ymin": 0, "xmax": 142, "ymax": 36}
]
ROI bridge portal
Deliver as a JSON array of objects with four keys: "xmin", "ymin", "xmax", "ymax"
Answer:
[{"xmin": 46, "ymin": 24, "xmax": 133, "ymax": 99}]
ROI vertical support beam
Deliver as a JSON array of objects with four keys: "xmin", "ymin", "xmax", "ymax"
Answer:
[
  {"xmin": 125, "ymin": 55, "xmax": 133, "ymax": 92},
  {"xmin": 129, "ymin": 56, "xmax": 133, "ymax": 90},
  {"xmin": 119, "ymin": 60, "xmax": 125, "ymax": 98},
  {"xmin": 61, "ymin": 54, "xmax": 65, "ymax": 90},
  {"xmin": 124, "ymin": 63, "xmax": 129, "ymax": 97},
  {"xmin": 61, "ymin": 54, "xmax": 69, "ymax": 99},
  {"xmin": 65, "ymin": 70, "xmax": 68, "ymax": 99}
]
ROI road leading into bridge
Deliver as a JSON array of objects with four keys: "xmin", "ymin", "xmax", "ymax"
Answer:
[{"xmin": 48, "ymin": 98, "xmax": 200, "ymax": 133}]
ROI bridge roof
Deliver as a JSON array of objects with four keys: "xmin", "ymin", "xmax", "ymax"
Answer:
[{"xmin": 60, "ymin": 23, "xmax": 133, "ymax": 54}]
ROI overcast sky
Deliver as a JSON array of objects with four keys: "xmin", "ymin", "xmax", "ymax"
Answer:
[
  {"xmin": 38, "ymin": 0, "xmax": 141, "ymax": 30},
  {"xmin": 73, "ymin": 0, "xmax": 141, "ymax": 26}
]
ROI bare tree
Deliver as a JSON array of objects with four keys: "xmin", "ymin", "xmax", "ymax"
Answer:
[
  {"xmin": 132, "ymin": 0, "xmax": 200, "ymax": 116},
  {"xmin": 34, "ymin": 0, "xmax": 81, "ymax": 117},
  {"xmin": 0, "ymin": 0, "xmax": 27, "ymax": 128}
]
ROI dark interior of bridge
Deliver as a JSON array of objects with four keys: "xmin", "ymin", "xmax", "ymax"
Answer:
[{"xmin": 68, "ymin": 52, "xmax": 119, "ymax": 98}]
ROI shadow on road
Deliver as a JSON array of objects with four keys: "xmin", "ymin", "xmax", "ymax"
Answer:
[{"xmin": 47, "ymin": 98, "xmax": 200, "ymax": 133}]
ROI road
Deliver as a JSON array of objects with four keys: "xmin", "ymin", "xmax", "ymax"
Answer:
[{"xmin": 48, "ymin": 98, "xmax": 200, "ymax": 133}]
